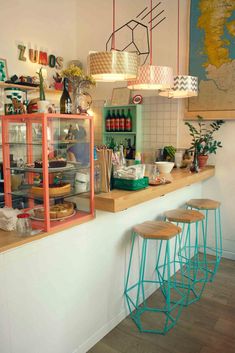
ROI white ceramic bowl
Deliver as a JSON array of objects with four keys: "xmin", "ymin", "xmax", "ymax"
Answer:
[{"xmin": 155, "ymin": 161, "xmax": 174, "ymax": 174}]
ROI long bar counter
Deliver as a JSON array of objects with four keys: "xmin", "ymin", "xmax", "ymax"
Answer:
[
  {"xmin": 94, "ymin": 166, "xmax": 215, "ymax": 212},
  {"xmin": 0, "ymin": 166, "xmax": 214, "ymax": 253}
]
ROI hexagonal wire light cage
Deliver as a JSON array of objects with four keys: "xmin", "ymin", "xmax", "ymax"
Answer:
[
  {"xmin": 106, "ymin": 19, "xmax": 150, "ymax": 66},
  {"xmin": 127, "ymin": 0, "xmax": 173, "ymax": 90},
  {"xmin": 88, "ymin": 0, "xmax": 139, "ymax": 82},
  {"xmin": 159, "ymin": 0, "xmax": 198, "ymax": 98}
]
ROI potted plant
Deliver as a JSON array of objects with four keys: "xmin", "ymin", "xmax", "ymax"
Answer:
[
  {"xmin": 185, "ymin": 116, "xmax": 225, "ymax": 168},
  {"xmin": 36, "ymin": 67, "xmax": 49, "ymax": 112},
  {"xmin": 61, "ymin": 64, "xmax": 95, "ymax": 114}
]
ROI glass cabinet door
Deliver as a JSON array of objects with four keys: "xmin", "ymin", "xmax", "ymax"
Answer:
[{"xmin": 2, "ymin": 113, "xmax": 94, "ymax": 233}]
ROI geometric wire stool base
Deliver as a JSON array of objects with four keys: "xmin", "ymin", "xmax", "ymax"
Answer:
[
  {"xmin": 169, "ymin": 219, "xmax": 207, "ymax": 306},
  {"xmin": 125, "ymin": 232, "xmax": 185, "ymax": 334}
]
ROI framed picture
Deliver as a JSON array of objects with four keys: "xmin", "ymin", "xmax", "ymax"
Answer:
[
  {"xmin": 185, "ymin": 0, "xmax": 235, "ymax": 120},
  {"xmin": 0, "ymin": 58, "xmax": 9, "ymax": 82},
  {"xmin": 111, "ymin": 87, "xmax": 131, "ymax": 106}
]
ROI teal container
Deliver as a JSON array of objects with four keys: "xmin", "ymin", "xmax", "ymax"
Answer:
[{"xmin": 112, "ymin": 176, "xmax": 149, "ymax": 190}]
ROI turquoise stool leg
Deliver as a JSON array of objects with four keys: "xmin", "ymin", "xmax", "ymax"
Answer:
[
  {"xmin": 177, "ymin": 220, "xmax": 207, "ymax": 305},
  {"xmin": 187, "ymin": 205, "xmax": 222, "ymax": 282},
  {"xmin": 125, "ymin": 232, "xmax": 184, "ymax": 334},
  {"xmin": 206, "ymin": 207, "xmax": 222, "ymax": 281}
]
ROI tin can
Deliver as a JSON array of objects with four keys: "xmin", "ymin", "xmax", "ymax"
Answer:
[{"xmin": 4, "ymin": 88, "xmax": 24, "ymax": 115}]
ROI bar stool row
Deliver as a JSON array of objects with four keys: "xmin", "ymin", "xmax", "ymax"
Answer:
[{"xmin": 124, "ymin": 198, "xmax": 222, "ymax": 334}]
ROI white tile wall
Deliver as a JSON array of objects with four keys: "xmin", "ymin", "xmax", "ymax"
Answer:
[{"xmin": 92, "ymin": 95, "xmax": 180, "ymax": 154}]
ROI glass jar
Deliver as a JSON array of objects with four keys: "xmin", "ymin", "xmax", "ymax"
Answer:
[{"xmin": 16, "ymin": 213, "xmax": 32, "ymax": 236}]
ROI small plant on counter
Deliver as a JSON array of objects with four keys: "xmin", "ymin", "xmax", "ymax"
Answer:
[{"xmin": 185, "ymin": 116, "xmax": 225, "ymax": 168}]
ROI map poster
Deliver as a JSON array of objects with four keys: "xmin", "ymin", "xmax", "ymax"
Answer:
[{"xmin": 187, "ymin": 0, "xmax": 235, "ymax": 118}]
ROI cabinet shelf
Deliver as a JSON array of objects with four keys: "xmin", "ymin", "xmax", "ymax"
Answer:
[
  {"xmin": 103, "ymin": 131, "xmax": 136, "ymax": 135},
  {"xmin": 8, "ymin": 164, "xmax": 80, "ymax": 173},
  {"xmin": 8, "ymin": 188, "xmax": 90, "ymax": 201}
]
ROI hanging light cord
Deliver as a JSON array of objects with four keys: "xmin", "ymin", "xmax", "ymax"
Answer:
[
  {"xmin": 150, "ymin": 0, "xmax": 153, "ymax": 65},
  {"xmin": 177, "ymin": 0, "xmax": 180, "ymax": 75},
  {"xmin": 111, "ymin": 0, "xmax": 116, "ymax": 50}
]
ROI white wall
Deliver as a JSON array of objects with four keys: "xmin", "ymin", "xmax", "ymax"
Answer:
[
  {"xmin": 200, "ymin": 123, "xmax": 235, "ymax": 259},
  {"xmin": 0, "ymin": 184, "xmax": 202, "ymax": 353},
  {"xmin": 0, "ymin": 0, "xmax": 78, "ymax": 79}
]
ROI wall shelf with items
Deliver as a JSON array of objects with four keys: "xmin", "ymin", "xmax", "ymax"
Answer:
[
  {"xmin": 102, "ymin": 104, "xmax": 142, "ymax": 160},
  {"xmin": 0, "ymin": 81, "xmax": 61, "ymax": 95},
  {"xmin": 1, "ymin": 113, "xmax": 95, "ymax": 232}
]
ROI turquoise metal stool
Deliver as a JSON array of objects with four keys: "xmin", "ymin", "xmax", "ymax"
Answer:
[
  {"xmin": 186, "ymin": 199, "xmax": 222, "ymax": 282},
  {"xmin": 124, "ymin": 221, "xmax": 185, "ymax": 334},
  {"xmin": 164, "ymin": 209, "xmax": 206, "ymax": 306}
]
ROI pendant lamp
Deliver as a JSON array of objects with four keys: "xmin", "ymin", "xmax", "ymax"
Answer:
[
  {"xmin": 159, "ymin": 0, "xmax": 198, "ymax": 98},
  {"xmin": 127, "ymin": 0, "xmax": 173, "ymax": 90},
  {"xmin": 88, "ymin": 0, "xmax": 138, "ymax": 82}
]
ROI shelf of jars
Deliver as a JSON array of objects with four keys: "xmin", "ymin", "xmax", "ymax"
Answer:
[{"xmin": 1, "ymin": 113, "xmax": 95, "ymax": 233}]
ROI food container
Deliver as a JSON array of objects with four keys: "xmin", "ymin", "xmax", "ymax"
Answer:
[
  {"xmin": 16, "ymin": 213, "xmax": 32, "ymax": 236},
  {"xmin": 113, "ymin": 164, "xmax": 145, "ymax": 180},
  {"xmin": 74, "ymin": 172, "xmax": 89, "ymax": 193},
  {"xmin": 112, "ymin": 176, "xmax": 149, "ymax": 190}
]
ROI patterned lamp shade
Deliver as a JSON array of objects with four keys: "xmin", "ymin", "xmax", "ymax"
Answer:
[
  {"xmin": 159, "ymin": 75, "xmax": 198, "ymax": 98},
  {"xmin": 88, "ymin": 51, "xmax": 138, "ymax": 82},
  {"xmin": 127, "ymin": 65, "xmax": 173, "ymax": 90}
]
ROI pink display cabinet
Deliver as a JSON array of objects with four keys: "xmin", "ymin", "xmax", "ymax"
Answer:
[{"xmin": 1, "ymin": 113, "xmax": 95, "ymax": 232}]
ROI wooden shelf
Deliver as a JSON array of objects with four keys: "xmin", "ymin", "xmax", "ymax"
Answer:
[
  {"xmin": 184, "ymin": 110, "xmax": 235, "ymax": 121},
  {"xmin": 0, "ymin": 82, "xmax": 62, "ymax": 95},
  {"xmin": 0, "ymin": 81, "xmax": 36, "ymax": 91},
  {"xmin": 95, "ymin": 166, "xmax": 215, "ymax": 212}
]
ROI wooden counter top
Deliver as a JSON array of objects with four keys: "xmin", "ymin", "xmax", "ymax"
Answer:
[
  {"xmin": 0, "ymin": 166, "xmax": 215, "ymax": 254},
  {"xmin": 0, "ymin": 213, "xmax": 93, "ymax": 254},
  {"xmin": 94, "ymin": 166, "xmax": 215, "ymax": 213}
]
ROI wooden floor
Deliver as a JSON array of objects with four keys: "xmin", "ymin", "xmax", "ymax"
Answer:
[{"xmin": 88, "ymin": 257, "xmax": 235, "ymax": 353}]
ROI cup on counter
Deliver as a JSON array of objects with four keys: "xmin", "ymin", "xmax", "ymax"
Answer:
[
  {"xmin": 74, "ymin": 172, "xmax": 89, "ymax": 193},
  {"xmin": 144, "ymin": 164, "xmax": 159, "ymax": 181},
  {"xmin": 11, "ymin": 174, "xmax": 24, "ymax": 191},
  {"xmin": 175, "ymin": 151, "xmax": 184, "ymax": 168}
]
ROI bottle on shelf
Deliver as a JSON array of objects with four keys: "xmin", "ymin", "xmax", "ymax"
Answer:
[
  {"xmin": 190, "ymin": 149, "xmax": 199, "ymax": 173},
  {"xmin": 105, "ymin": 109, "xmax": 111, "ymax": 132},
  {"xmin": 119, "ymin": 109, "xmax": 125, "ymax": 132},
  {"xmin": 135, "ymin": 151, "xmax": 142, "ymax": 164},
  {"xmin": 119, "ymin": 144, "xmax": 126, "ymax": 166},
  {"xmin": 125, "ymin": 108, "xmax": 132, "ymax": 132},
  {"xmin": 60, "ymin": 78, "xmax": 72, "ymax": 114},
  {"xmin": 110, "ymin": 110, "xmax": 116, "ymax": 132},
  {"xmin": 131, "ymin": 141, "xmax": 136, "ymax": 160},
  {"xmin": 115, "ymin": 109, "xmax": 120, "ymax": 132},
  {"xmin": 125, "ymin": 138, "xmax": 132, "ymax": 159},
  {"xmin": 109, "ymin": 137, "xmax": 116, "ymax": 150}
]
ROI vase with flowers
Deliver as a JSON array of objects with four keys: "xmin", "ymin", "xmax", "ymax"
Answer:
[
  {"xmin": 61, "ymin": 65, "xmax": 95, "ymax": 114},
  {"xmin": 185, "ymin": 116, "xmax": 225, "ymax": 169}
]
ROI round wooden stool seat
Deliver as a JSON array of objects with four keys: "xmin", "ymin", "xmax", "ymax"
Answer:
[
  {"xmin": 186, "ymin": 198, "xmax": 221, "ymax": 210},
  {"xmin": 165, "ymin": 209, "xmax": 204, "ymax": 223},
  {"xmin": 133, "ymin": 221, "xmax": 181, "ymax": 240}
]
